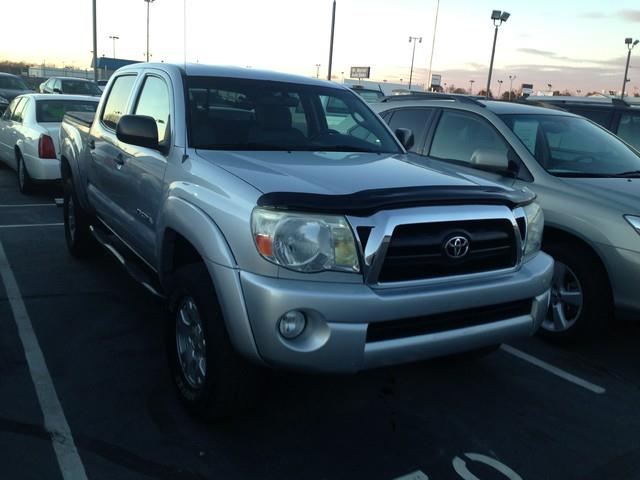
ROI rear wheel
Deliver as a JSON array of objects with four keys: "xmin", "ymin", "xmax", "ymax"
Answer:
[
  {"xmin": 63, "ymin": 175, "xmax": 96, "ymax": 258},
  {"xmin": 166, "ymin": 263, "xmax": 260, "ymax": 421},
  {"xmin": 16, "ymin": 153, "xmax": 33, "ymax": 194},
  {"xmin": 539, "ymin": 242, "xmax": 611, "ymax": 342}
]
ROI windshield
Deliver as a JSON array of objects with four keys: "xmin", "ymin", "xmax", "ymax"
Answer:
[
  {"xmin": 36, "ymin": 99, "xmax": 98, "ymax": 123},
  {"xmin": 187, "ymin": 76, "xmax": 401, "ymax": 153},
  {"xmin": 0, "ymin": 76, "xmax": 29, "ymax": 90},
  {"xmin": 62, "ymin": 80, "xmax": 102, "ymax": 95},
  {"xmin": 500, "ymin": 113, "xmax": 640, "ymax": 177}
]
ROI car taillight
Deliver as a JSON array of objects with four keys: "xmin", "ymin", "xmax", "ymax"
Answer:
[{"xmin": 38, "ymin": 134, "xmax": 56, "ymax": 159}]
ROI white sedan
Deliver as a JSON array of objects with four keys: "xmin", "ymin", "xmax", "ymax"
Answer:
[{"xmin": 0, "ymin": 94, "xmax": 99, "ymax": 194}]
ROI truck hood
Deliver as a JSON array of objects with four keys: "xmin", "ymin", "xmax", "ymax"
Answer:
[
  {"xmin": 559, "ymin": 177, "xmax": 640, "ymax": 213},
  {"xmin": 196, "ymin": 150, "xmax": 509, "ymax": 194}
]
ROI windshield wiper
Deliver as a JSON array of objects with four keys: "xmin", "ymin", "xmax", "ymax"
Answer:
[
  {"xmin": 195, "ymin": 143, "xmax": 297, "ymax": 151},
  {"xmin": 614, "ymin": 170, "xmax": 640, "ymax": 178},
  {"xmin": 312, "ymin": 145, "xmax": 381, "ymax": 153},
  {"xmin": 553, "ymin": 172, "xmax": 619, "ymax": 178}
]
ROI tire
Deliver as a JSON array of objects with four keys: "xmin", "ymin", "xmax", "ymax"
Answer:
[
  {"xmin": 166, "ymin": 263, "xmax": 260, "ymax": 421},
  {"xmin": 63, "ymin": 175, "xmax": 96, "ymax": 258},
  {"xmin": 16, "ymin": 153, "xmax": 33, "ymax": 194},
  {"xmin": 539, "ymin": 242, "xmax": 611, "ymax": 343}
]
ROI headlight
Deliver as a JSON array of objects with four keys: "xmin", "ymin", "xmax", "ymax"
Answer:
[
  {"xmin": 251, "ymin": 208, "xmax": 360, "ymax": 273},
  {"xmin": 522, "ymin": 202, "xmax": 544, "ymax": 261},
  {"xmin": 625, "ymin": 215, "xmax": 640, "ymax": 235}
]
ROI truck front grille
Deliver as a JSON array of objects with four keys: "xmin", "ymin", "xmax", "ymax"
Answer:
[{"xmin": 377, "ymin": 219, "xmax": 517, "ymax": 283}]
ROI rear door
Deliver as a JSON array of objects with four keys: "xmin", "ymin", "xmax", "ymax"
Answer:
[
  {"xmin": 115, "ymin": 71, "xmax": 173, "ymax": 263},
  {"xmin": 87, "ymin": 73, "xmax": 139, "ymax": 236}
]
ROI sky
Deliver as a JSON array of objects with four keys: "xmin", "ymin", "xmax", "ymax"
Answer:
[{"xmin": 3, "ymin": 0, "xmax": 640, "ymax": 93}]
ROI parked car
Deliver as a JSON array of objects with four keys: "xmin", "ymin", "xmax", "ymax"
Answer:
[
  {"xmin": 39, "ymin": 77, "xmax": 102, "ymax": 96},
  {"xmin": 0, "ymin": 94, "xmax": 99, "ymax": 193},
  {"xmin": 526, "ymin": 96, "xmax": 640, "ymax": 151},
  {"xmin": 350, "ymin": 85, "xmax": 386, "ymax": 103},
  {"xmin": 96, "ymin": 80, "xmax": 109, "ymax": 92},
  {"xmin": 59, "ymin": 63, "xmax": 552, "ymax": 419},
  {"xmin": 0, "ymin": 72, "xmax": 32, "ymax": 114},
  {"xmin": 374, "ymin": 94, "xmax": 640, "ymax": 342}
]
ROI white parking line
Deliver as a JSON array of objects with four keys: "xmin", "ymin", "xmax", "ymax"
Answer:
[
  {"xmin": 0, "ymin": 203, "xmax": 56, "ymax": 208},
  {"xmin": 0, "ymin": 223, "xmax": 64, "ymax": 229},
  {"xmin": 501, "ymin": 345, "xmax": 606, "ymax": 394},
  {"xmin": 0, "ymin": 241, "xmax": 88, "ymax": 480}
]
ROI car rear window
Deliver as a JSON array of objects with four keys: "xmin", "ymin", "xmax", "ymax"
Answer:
[
  {"xmin": 62, "ymin": 80, "xmax": 102, "ymax": 96},
  {"xmin": 36, "ymin": 100, "xmax": 98, "ymax": 123}
]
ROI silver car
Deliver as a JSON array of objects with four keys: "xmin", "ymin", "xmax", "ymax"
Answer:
[{"xmin": 374, "ymin": 95, "xmax": 640, "ymax": 342}]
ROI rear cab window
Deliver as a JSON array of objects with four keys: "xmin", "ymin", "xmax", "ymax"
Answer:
[{"xmin": 101, "ymin": 75, "xmax": 138, "ymax": 130}]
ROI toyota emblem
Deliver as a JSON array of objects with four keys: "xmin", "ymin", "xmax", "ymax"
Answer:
[{"xmin": 444, "ymin": 235, "xmax": 470, "ymax": 259}]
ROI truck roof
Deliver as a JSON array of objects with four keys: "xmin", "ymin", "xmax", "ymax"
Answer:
[{"xmin": 117, "ymin": 62, "xmax": 346, "ymax": 90}]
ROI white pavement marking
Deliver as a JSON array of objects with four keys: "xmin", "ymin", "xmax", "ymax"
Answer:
[
  {"xmin": 0, "ymin": 223, "xmax": 64, "ymax": 229},
  {"xmin": 502, "ymin": 344, "xmax": 606, "ymax": 394},
  {"xmin": 0, "ymin": 241, "xmax": 88, "ymax": 480},
  {"xmin": 0, "ymin": 203, "xmax": 56, "ymax": 208},
  {"xmin": 392, "ymin": 471, "xmax": 430, "ymax": 480}
]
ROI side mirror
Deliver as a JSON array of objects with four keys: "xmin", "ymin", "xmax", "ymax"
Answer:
[
  {"xmin": 395, "ymin": 128, "xmax": 415, "ymax": 150},
  {"xmin": 116, "ymin": 115, "xmax": 159, "ymax": 150},
  {"xmin": 53, "ymin": 88, "xmax": 62, "ymax": 94},
  {"xmin": 470, "ymin": 147, "xmax": 510, "ymax": 171}
]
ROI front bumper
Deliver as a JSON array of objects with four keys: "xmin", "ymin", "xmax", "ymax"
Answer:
[{"xmin": 237, "ymin": 252, "xmax": 553, "ymax": 373}]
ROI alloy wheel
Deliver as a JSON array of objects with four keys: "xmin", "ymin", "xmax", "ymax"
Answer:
[
  {"xmin": 542, "ymin": 261, "xmax": 584, "ymax": 332},
  {"xmin": 175, "ymin": 296, "xmax": 207, "ymax": 389}
]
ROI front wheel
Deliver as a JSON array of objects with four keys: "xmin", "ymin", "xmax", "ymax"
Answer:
[
  {"xmin": 539, "ymin": 242, "xmax": 611, "ymax": 343},
  {"xmin": 166, "ymin": 263, "xmax": 260, "ymax": 421}
]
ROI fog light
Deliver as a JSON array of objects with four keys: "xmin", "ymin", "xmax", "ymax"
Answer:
[{"xmin": 278, "ymin": 311, "xmax": 307, "ymax": 339}]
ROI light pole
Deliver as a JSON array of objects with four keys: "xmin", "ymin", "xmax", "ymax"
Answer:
[
  {"xmin": 497, "ymin": 79, "xmax": 503, "ymax": 98},
  {"xmin": 622, "ymin": 37, "xmax": 639, "ymax": 98},
  {"xmin": 508, "ymin": 74, "xmax": 516, "ymax": 101},
  {"xmin": 408, "ymin": 36, "xmax": 422, "ymax": 90},
  {"xmin": 315, "ymin": 64, "xmax": 321, "ymax": 78},
  {"xmin": 109, "ymin": 35, "xmax": 119, "ymax": 58},
  {"xmin": 486, "ymin": 10, "xmax": 510, "ymax": 98},
  {"xmin": 144, "ymin": 0, "xmax": 156, "ymax": 62},
  {"xmin": 547, "ymin": 83, "xmax": 553, "ymax": 93},
  {"xmin": 427, "ymin": 0, "xmax": 440, "ymax": 92},
  {"xmin": 469, "ymin": 79, "xmax": 475, "ymax": 94},
  {"xmin": 92, "ymin": 0, "xmax": 98, "ymax": 82},
  {"xmin": 327, "ymin": 0, "xmax": 336, "ymax": 81}
]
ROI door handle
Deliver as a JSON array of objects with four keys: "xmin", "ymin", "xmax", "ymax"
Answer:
[
  {"xmin": 88, "ymin": 139, "xmax": 95, "ymax": 150},
  {"xmin": 115, "ymin": 153, "xmax": 125, "ymax": 166}
]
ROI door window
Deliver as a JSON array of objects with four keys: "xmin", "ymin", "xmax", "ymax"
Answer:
[
  {"xmin": 616, "ymin": 113, "xmax": 640, "ymax": 150},
  {"xmin": 429, "ymin": 110, "xmax": 509, "ymax": 164},
  {"xmin": 101, "ymin": 75, "xmax": 137, "ymax": 130},
  {"xmin": 387, "ymin": 108, "xmax": 434, "ymax": 153},
  {"xmin": 11, "ymin": 98, "xmax": 28, "ymax": 123},
  {"xmin": 2, "ymin": 98, "xmax": 20, "ymax": 120},
  {"xmin": 134, "ymin": 76, "xmax": 171, "ymax": 143}
]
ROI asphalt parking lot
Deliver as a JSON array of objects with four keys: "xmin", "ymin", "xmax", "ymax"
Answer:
[{"xmin": 0, "ymin": 163, "xmax": 639, "ymax": 480}]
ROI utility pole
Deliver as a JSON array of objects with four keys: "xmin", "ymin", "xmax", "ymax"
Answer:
[
  {"xmin": 469, "ymin": 79, "xmax": 475, "ymax": 94},
  {"xmin": 327, "ymin": 0, "xmax": 336, "ymax": 81},
  {"xmin": 508, "ymin": 74, "xmax": 516, "ymax": 101},
  {"xmin": 486, "ymin": 10, "xmax": 510, "ymax": 98},
  {"xmin": 92, "ymin": 0, "xmax": 98, "ymax": 82},
  {"xmin": 144, "ymin": 0, "xmax": 156, "ymax": 62},
  {"xmin": 315, "ymin": 64, "xmax": 321, "ymax": 78},
  {"xmin": 622, "ymin": 38, "xmax": 639, "ymax": 98},
  {"xmin": 408, "ymin": 36, "xmax": 422, "ymax": 90},
  {"xmin": 427, "ymin": 0, "xmax": 440, "ymax": 92}
]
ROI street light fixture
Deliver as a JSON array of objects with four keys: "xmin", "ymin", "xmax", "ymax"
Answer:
[
  {"xmin": 497, "ymin": 79, "xmax": 504, "ymax": 98},
  {"xmin": 486, "ymin": 9, "xmax": 510, "ymax": 98},
  {"xmin": 109, "ymin": 35, "xmax": 119, "ymax": 58},
  {"xmin": 622, "ymin": 37, "xmax": 640, "ymax": 98},
  {"xmin": 144, "ymin": 0, "xmax": 156, "ymax": 62},
  {"xmin": 315, "ymin": 64, "xmax": 321, "ymax": 79},
  {"xmin": 408, "ymin": 36, "xmax": 422, "ymax": 90},
  {"xmin": 469, "ymin": 79, "xmax": 475, "ymax": 94},
  {"xmin": 508, "ymin": 74, "xmax": 516, "ymax": 101}
]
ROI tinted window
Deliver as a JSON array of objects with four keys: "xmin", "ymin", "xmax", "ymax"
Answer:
[
  {"xmin": 430, "ymin": 110, "xmax": 509, "ymax": 164},
  {"xmin": 36, "ymin": 100, "xmax": 98, "ymax": 123},
  {"xmin": 564, "ymin": 107, "xmax": 611, "ymax": 128},
  {"xmin": 500, "ymin": 114, "xmax": 640, "ymax": 176},
  {"xmin": 11, "ymin": 98, "xmax": 28, "ymax": 123},
  {"xmin": 101, "ymin": 75, "xmax": 137, "ymax": 130},
  {"xmin": 0, "ymin": 76, "xmax": 28, "ymax": 90},
  {"xmin": 53, "ymin": 79, "xmax": 61, "ymax": 91},
  {"xmin": 62, "ymin": 79, "xmax": 101, "ymax": 95},
  {"xmin": 387, "ymin": 108, "xmax": 434, "ymax": 153},
  {"xmin": 187, "ymin": 76, "xmax": 401, "ymax": 153},
  {"xmin": 616, "ymin": 113, "xmax": 640, "ymax": 150},
  {"xmin": 134, "ymin": 76, "xmax": 171, "ymax": 143}
]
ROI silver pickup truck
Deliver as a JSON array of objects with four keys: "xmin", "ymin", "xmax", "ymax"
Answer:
[{"xmin": 59, "ymin": 63, "xmax": 553, "ymax": 420}]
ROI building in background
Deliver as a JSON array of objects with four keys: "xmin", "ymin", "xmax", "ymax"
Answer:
[{"xmin": 91, "ymin": 57, "xmax": 140, "ymax": 81}]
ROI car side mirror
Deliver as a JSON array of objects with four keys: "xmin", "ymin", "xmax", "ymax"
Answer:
[
  {"xmin": 53, "ymin": 88, "xmax": 62, "ymax": 94},
  {"xmin": 116, "ymin": 115, "xmax": 159, "ymax": 150},
  {"xmin": 395, "ymin": 128, "xmax": 415, "ymax": 150},
  {"xmin": 470, "ymin": 147, "xmax": 510, "ymax": 172}
]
